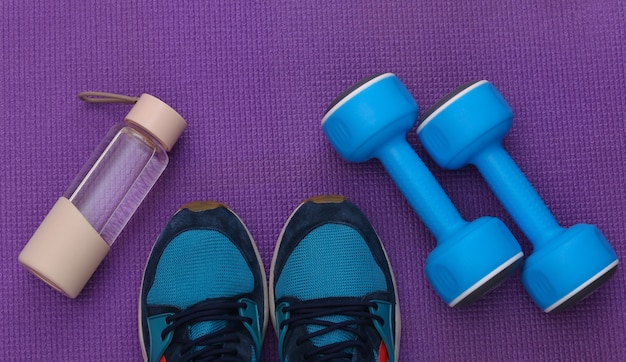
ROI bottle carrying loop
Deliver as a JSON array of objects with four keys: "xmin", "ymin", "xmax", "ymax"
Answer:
[{"xmin": 78, "ymin": 91, "xmax": 139, "ymax": 104}]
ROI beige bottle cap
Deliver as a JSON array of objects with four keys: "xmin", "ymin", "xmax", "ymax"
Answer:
[
  {"xmin": 18, "ymin": 197, "xmax": 110, "ymax": 299},
  {"xmin": 124, "ymin": 94, "xmax": 187, "ymax": 151}
]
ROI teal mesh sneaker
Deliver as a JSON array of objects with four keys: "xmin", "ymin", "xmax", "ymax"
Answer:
[
  {"xmin": 270, "ymin": 196, "xmax": 400, "ymax": 362},
  {"xmin": 139, "ymin": 201, "xmax": 267, "ymax": 362}
]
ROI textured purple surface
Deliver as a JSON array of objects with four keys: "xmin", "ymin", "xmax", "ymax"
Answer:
[{"xmin": 2, "ymin": 1, "xmax": 625, "ymax": 360}]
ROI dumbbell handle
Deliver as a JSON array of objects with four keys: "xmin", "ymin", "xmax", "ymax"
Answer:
[
  {"xmin": 375, "ymin": 136, "xmax": 466, "ymax": 241},
  {"xmin": 471, "ymin": 144, "xmax": 562, "ymax": 248}
]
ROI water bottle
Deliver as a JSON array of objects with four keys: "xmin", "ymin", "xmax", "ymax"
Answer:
[{"xmin": 18, "ymin": 92, "xmax": 187, "ymax": 298}]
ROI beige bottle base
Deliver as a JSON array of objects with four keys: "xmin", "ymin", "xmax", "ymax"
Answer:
[{"xmin": 18, "ymin": 197, "xmax": 110, "ymax": 298}]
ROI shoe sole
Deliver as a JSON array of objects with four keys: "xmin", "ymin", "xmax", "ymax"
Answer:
[
  {"xmin": 269, "ymin": 195, "xmax": 402, "ymax": 360},
  {"xmin": 138, "ymin": 201, "xmax": 269, "ymax": 362}
]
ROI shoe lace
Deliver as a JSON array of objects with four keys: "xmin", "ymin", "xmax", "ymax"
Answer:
[
  {"xmin": 281, "ymin": 299, "xmax": 384, "ymax": 362},
  {"xmin": 161, "ymin": 300, "xmax": 253, "ymax": 362}
]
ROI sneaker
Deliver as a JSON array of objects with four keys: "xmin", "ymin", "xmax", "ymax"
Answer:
[
  {"xmin": 270, "ymin": 195, "xmax": 400, "ymax": 362},
  {"xmin": 139, "ymin": 201, "xmax": 268, "ymax": 362}
]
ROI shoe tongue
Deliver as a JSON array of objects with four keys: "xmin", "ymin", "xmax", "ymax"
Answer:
[
  {"xmin": 190, "ymin": 320, "xmax": 226, "ymax": 341},
  {"xmin": 187, "ymin": 320, "xmax": 256, "ymax": 361},
  {"xmin": 307, "ymin": 315, "xmax": 357, "ymax": 357},
  {"xmin": 184, "ymin": 298, "xmax": 232, "ymax": 343}
]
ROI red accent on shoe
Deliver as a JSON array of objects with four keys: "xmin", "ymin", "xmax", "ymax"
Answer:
[
  {"xmin": 378, "ymin": 341, "xmax": 389, "ymax": 362},
  {"xmin": 159, "ymin": 356, "xmax": 166, "ymax": 362}
]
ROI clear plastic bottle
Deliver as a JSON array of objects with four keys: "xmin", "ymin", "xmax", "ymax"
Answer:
[{"xmin": 19, "ymin": 93, "xmax": 186, "ymax": 298}]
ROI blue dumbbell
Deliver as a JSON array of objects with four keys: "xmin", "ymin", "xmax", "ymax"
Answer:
[
  {"xmin": 417, "ymin": 80, "xmax": 619, "ymax": 312},
  {"xmin": 322, "ymin": 73, "xmax": 523, "ymax": 307}
]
